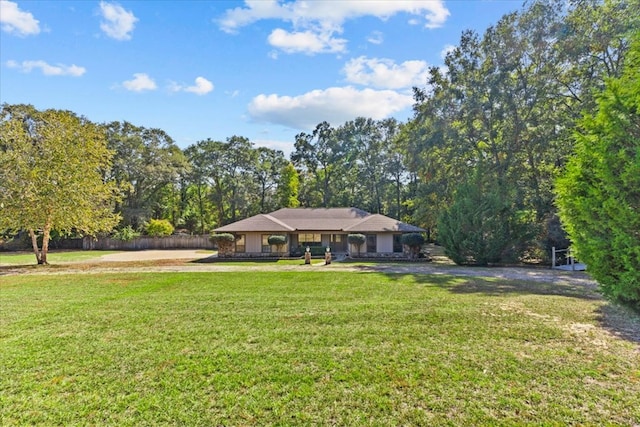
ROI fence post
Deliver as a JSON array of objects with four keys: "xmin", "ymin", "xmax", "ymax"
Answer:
[
  {"xmin": 552, "ymin": 246, "xmax": 556, "ymax": 269},
  {"xmin": 570, "ymin": 248, "xmax": 575, "ymax": 271}
]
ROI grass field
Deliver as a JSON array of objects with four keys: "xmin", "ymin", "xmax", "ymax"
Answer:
[
  {"xmin": 1, "ymin": 271, "xmax": 639, "ymax": 425},
  {"xmin": 0, "ymin": 250, "xmax": 120, "ymax": 266}
]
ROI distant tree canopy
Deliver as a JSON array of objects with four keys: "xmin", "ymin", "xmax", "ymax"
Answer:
[
  {"xmin": 404, "ymin": 0, "xmax": 637, "ymax": 261},
  {"xmin": 0, "ymin": 104, "xmax": 120, "ymax": 264}
]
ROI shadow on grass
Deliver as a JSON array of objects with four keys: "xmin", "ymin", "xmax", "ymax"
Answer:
[
  {"xmin": 367, "ymin": 269, "xmax": 602, "ymax": 301},
  {"xmin": 596, "ymin": 303, "xmax": 640, "ymax": 345},
  {"xmin": 364, "ymin": 269, "xmax": 640, "ymax": 346}
]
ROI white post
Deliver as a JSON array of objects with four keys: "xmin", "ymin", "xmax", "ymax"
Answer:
[
  {"xmin": 570, "ymin": 248, "xmax": 575, "ymax": 271},
  {"xmin": 552, "ymin": 246, "xmax": 556, "ymax": 269}
]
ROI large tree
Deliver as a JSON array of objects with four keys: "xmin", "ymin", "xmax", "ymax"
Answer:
[
  {"xmin": 406, "ymin": 0, "xmax": 636, "ymax": 255},
  {"xmin": 0, "ymin": 104, "xmax": 120, "ymax": 264},
  {"xmin": 104, "ymin": 121, "xmax": 188, "ymax": 229},
  {"xmin": 556, "ymin": 31, "xmax": 640, "ymax": 307}
]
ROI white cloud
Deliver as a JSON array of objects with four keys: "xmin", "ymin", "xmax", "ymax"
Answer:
[
  {"xmin": 6, "ymin": 60, "xmax": 85, "ymax": 76},
  {"xmin": 185, "ymin": 77, "xmax": 214, "ymax": 95},
  {"xmin": 367, "ymin": 31, "xmax": 383, "ymax": 45},
  {"xmin": 343, "ymin": 56, "xmax": 429, "ymax": 89},
  {"xmin": 122, "ymin": 73, "xmax": 156, "ymax": 92},
  {"xmin": 253, "ymin": 138, "xmax": 294, "ymax": 154},
  {"xmin": 247, "ymin": 86, "xmax": 413, "ymax": 130},
  {"xmin": 170, "ymin": 76, "xmax": 214, "ymax": 95},
  {"xmin": 0, "ymin": 0, "xmax": 40, "ymax": 36},
  {"xmin": 268, "ymin": 28, "xmax": 346, "ymax": 54},
  {"xmin": 440, "ymin": 44, "xmax": 456, "ymax": 60},
  {"xmin": 218, "ymin": 0, "xmax": 449, "ymax": 55},
  {"xmin": 99, "ymin": 1, "xmax": 137, "ymax": 40}
]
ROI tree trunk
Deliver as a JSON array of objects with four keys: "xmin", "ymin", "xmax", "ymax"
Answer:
[
  {"xmin": 41, "ymin": 224, "xmax": 51, "ymax": 265},
  {"xmin": 28, "ymin": 229, "xmax": 44, "ymax": 264}
]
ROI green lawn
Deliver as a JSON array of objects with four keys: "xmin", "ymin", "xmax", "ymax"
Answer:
[
  {"xmin": 0, "ymin": 250, "xmax": 120, "ymax": 266},
  {"xmin": 1, "ymin": 271, "xmax": 639, "ymax": 425}
]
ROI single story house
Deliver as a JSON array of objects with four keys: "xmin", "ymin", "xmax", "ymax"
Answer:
[{"xmin": 213, "ymin": 207, "xmax": 425, "ymax": 257}]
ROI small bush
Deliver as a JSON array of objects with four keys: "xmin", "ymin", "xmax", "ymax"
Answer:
[
  {"xmin": 210, "ymin": 233, "xmax": 236, "ymax": 257},
  {"xmin": 267, "ymin": 235, "xmax": 287, "ymax": 246},
  {"xmin": 268, "ymin": 235, "xmax": 287, "ymax": 254},
  {"xmin": 146, "ymin": 219, "xmax": 174, "ymax": 237},
  {"xmin": 347, "ymin": 234, "xmax": 366, "ymax": 256},
  {"xmin": 401, "ymin": 233, "xmax": 425, "ymax": 258},
  {"xmin": 112, "ymin": 225, "xmax": 141, "ymax": 241}
]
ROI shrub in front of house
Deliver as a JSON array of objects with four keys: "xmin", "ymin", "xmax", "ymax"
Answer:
[
  {"xmin": 268, "ymin": 235, "xmax": 287, "ymax": 254},
  {"xmin": 347, "ymin": 233, "xmax": 366, "ymax": 256},
  {"xmin": 401, "ymin": 233, "xmax": 425, "ymax": 258},
  {"xmin": 210, "ymin": 233, "xmax": 236, "ymax": 257}
]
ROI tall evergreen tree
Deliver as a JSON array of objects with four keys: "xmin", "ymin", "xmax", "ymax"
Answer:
[{"xmin": 556, "ymin": 31, "xmax": 640, "ymax": 307}]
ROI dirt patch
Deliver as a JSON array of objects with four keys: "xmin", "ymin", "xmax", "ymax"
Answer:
[{"xmin": 97, "ymin": 249, "xmax": 210, "ymax": 262}]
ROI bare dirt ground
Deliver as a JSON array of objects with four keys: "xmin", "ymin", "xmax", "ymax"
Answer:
[{"xmin": 0, "ymin": 249, "xmax": 597, "ymax": 288}]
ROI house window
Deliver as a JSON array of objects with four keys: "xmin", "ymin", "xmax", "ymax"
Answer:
[
  {"xmin": 261, "ymin": 234, "xmax": 271, "ymax": 253},
  {"xmin": 235, "ymin": 234, "xmax": 246, "ymax": 253},
  {"xmin": 393, "ymin": 234, "xmax": 403, "ymax": 253},
  {"xmin": 298, "ymin": 233, "xmax": 321, "ymax": 246},
  {"xmin": 366, "ymin": 234, "xmax": 377, "ymax": 253}
]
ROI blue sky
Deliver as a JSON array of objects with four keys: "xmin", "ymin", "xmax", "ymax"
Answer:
[{"xmin": 1, "ymin": 0, "xmax": 523, "ymax": 154}]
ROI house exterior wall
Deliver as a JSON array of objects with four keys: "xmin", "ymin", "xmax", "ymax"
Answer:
[
  {"xmin": 245, "ymin": 232, "xmax": 261, "ymax": 253},
  {"xmin": 233, "ymin": 232, "xmax": 290, "ymax": 256},
  {"xmin": 377, "ymin": 234, "xmax": 394, "ymax": 253},
  {"xmin": 230, "ymin": 231, "xmax": 406, "ymax": 258}
]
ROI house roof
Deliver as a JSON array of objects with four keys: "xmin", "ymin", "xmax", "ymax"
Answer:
[
  {"xmin": 214, "ymin": 208, "xmax": 425, "ymax": 233},
  {"xmin": 214, "ymin": 214, "xmax": 294, "ymax": 233}
]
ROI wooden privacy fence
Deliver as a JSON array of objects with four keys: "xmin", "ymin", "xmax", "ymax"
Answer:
[{"xmin": 83, "ymin": 235, "xmax": 215, "ymax": 250}]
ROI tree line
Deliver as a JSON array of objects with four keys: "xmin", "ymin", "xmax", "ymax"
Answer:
[{"xmin": 1, "ymin": 0, "xmax": 638, "ymax": 305}]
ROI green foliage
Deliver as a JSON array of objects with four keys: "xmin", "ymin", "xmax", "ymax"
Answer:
[
  {"xmin": 404, "ymin": 0, "xmax": 636, "ymax": 252},
  {"xmin": 276, "ymin": 162, "xmax": 300, "ymax": 208},
  {"xmin": 347, "ymin": 234, "xmax": 366, "ymax": 255},
  {"xmin": 401, "ymin": 233, "xmax": 425, "ymax": 258},
  {"xmin": 210, "ymin": 233, "xmax": 236, "ymax": 256},
  {"xmin": 401, "ymin": 233, "xmax": 425, "ymax": 248},
  {"xmin": 402, "ymin": 233, "xmax": 422, "ymax": 251},
  {"xmin": 556, "ymin": 31, "xmax": 640, "ymax": 308},
  {"xmin": 145, "ymin": 219, "xmax": 174, "ymax": 237},
  {"xmin": 438, "ymin": 176, "xmax": 531, "ymax": 266},
  {"xmin": 104, "ymin": 121, "xmax": 188, "ymax": 230},
  {"xmin": 267, "ymin": 235, "xmax": 287, "ymax": 247},
  {"xmin": 347, "ymin": 234, "xmax": 366, "ymax": 246},
  {"xmin": 0, "ymin": 104, "xmax": 120, "ymax": 264},
  {"xmin": 112, "ymin": 225, "xmax": 141, "ymax": 241},
  {"xmin": 210, "ymin": 233, "xmax": 235, "ymax": 243}
]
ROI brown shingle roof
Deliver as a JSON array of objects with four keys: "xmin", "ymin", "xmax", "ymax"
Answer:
[
  {"xmin": 213, "ymin": 208, "xmax": 425, "ymax": 233},
  {"xmin": 269, "ymin": 208, "xmax": 369, "ymax": 231},
  {"xmin": 344, "ymin": 214, "xmax": 425, "ymax": 233},
  {"xmin": 214, "ymin": 214, "xmax": 294, "ymax": 233}
]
